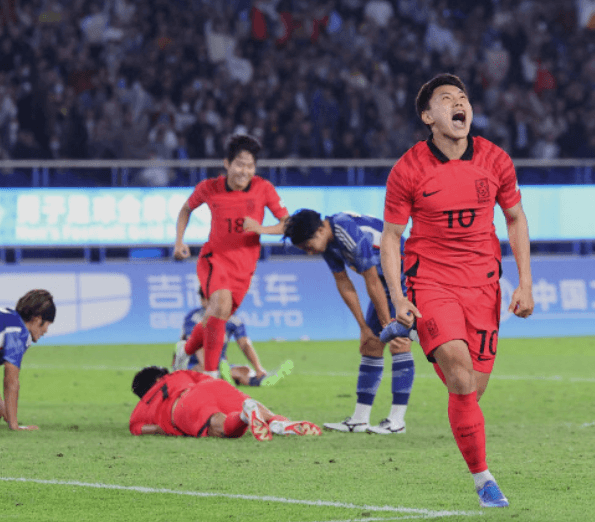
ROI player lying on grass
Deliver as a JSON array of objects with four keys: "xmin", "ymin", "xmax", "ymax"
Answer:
[
  {"xmin": 173, "ymin": 134, "xmax": 288, "ymax": 380},
  {"xmin": 173, "ymin": 288, "xmax": 267, "ymax": 386},
  {"xmin": 0, "ymin": 289, "xmax": 56, "ymax": 431},
  {"xmin": 283, "ymin": 209, "xmax": 416, "ymax": 435},
  {"xmin": 130, "ymin": 366, "xmax": 321, "ymax": 441}
]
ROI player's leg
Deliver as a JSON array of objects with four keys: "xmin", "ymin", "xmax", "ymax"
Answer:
[
  {"xmin": 202, "ymin": 288, "xmax": 232, "ymax": 376},
  {"xmin": 324, "ymin": 302, "xmax": 384, "ymax": 433}
]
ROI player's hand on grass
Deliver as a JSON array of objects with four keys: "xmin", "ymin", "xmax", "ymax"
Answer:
[
  {"xmin": 508, "ymin": 285, "xmax": 534, "ymax": 318},
  {"xmin": 395, "ymin": 297, "xmax": 422, "ymax": 328},
  {"xmin": 173, "ymin": 243, "xmax": 190, "ymax": 260},
  {"xmin": 242, "ymin": 216, "xmax": 261, "ymax": 234}
]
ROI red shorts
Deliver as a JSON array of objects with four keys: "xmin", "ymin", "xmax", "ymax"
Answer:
[
  {"xmin": 409, "ymin": 282, "xmax": 501, "ymax": 373},
  {"xmin": 197, "ymin": 252, "xmax": 253, "ymax": 314},
  {"xmin": 172, "ymin": 379, "xmax": 250, "ymax": 437}
]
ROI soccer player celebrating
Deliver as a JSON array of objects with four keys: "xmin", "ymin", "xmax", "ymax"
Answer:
[
  {"xmin": 380, "ymin": 73, "xmax": 534, "ymax": 508},
  {"xmin": 172, "ymin": 288, "xmax": 268, "ymax": 386},
  {"xmin": 0, "ymin": 289, "xmax": 56, "ymax": 431},
  {"xmin": 283, "ymin": 209, "xmax": 415, "ymax": 435},
  {"xmin": 173, "ymin": 134, "xmax": 288, "ymax": 379},
  {"xmin": 130, "ymin": 366, "xmax": 321, "ymax": 440}
]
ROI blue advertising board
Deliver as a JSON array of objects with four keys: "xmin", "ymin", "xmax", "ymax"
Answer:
[{"xmin": 0, "ymin": 256, "xmax": 594, "ymax": 345}]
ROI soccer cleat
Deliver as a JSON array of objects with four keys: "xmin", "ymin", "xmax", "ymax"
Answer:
[
  {"xmin": 172, "ymin": 340, "xmax": 190, "ymax": 371},
  {"xmin": 380, "ymin": 320, "xmax": 418, "ymax": 344},
  {"xmin": 323, "ymin": 417, "xmax": 369, "ymax": 433},
  {"xmin": 366, "ymin": 418, "xmax": 406, "ymax": 435},
  {"xmin": 242, "ymin": 399, "xmax": 272, "ymax": 441},
  {"xmin": 477, "ymin": 480, "xmax": 509, "ymax": 508},
  {"xmin": 219, "ymin": 359, "xmax": 234, "ymax": 385},
  {"xmin": 270, "ymin": 420, "xmax": 322, "ymax": 436}
]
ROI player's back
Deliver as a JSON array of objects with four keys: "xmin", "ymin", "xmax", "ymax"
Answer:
[{"xmin": 0, "ymin": 308, "xmax": 30, "ymax": 366}]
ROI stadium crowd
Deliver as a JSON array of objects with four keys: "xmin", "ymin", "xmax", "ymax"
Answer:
[{"xmin": 1, "ymin": 0, "xmax": 595, "ymax": 178}]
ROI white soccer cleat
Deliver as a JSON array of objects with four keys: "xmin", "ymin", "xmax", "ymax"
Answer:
[
  {"xmin": 366, "ymin": 418, "xmax": 406, "ymax": 435},
  {"xmin": 323, "ymin": 417, "xmax": 370, "ymax": 433},
  {"xmin": 172, "ymin": 340, "xmax": 190, "ymax": 371},
  {"xmin": 242, "ymin": 399, "xmax": 272, "ymax": 441}
]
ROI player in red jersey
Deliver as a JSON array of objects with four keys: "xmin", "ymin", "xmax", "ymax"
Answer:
[
  {"xmin": 173, "ymin": 135, "xmax": 289, "ymax": 378},
  {"xmin": 380, "ymin": 74, "xmax": 534, "ymax": 508},
  {"xmin": 129, "ymin": 366, "xmax": 321, "ymax": 440}
]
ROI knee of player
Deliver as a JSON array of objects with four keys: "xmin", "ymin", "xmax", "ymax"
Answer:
[{"xmin": 389, "ymin": 338, "xmax": 412, "ymax": 354}]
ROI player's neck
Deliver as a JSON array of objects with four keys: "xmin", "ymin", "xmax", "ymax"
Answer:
[{"xmin": 431, "ymin": 133, "xmax": 468, "ymax": 160}]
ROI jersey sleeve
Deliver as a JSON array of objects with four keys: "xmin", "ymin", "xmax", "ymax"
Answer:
[
  {"xmin": 186, "ymin": 180, "xmax": 209, "ymax": 211},
  {"xmin": 1, "ymin": 330, "xmax": 29, "ymax": 369},
  {"xmin": 384, "ymin": 158, "xmax": 414, "ymax": 225},
  {"xmin": 265, "ymin": 182, "xmax": 289, "ymax": 220},
  {"xmin": 129, "ymin": 404, "xmax": 149, "ymax": 435},
  {"xmin": 495, "ymin": 150, "xmax": 521, "ymax": 210},
  {"xmin": 333, "ymin": 215, "xmax": 376, "ymax": 273},
  {"xmin": 227, "ymin": 315, "xmax": 247, "ymax": 341}
]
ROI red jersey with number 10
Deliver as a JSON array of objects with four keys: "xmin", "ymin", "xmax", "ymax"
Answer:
[
  {"xmin": 187, "ymin": 175, "xmax": 288, "ymax": 274},
  {"xmin": 384, "ymin": 136, "xmax": 521, "ymax": 287}
]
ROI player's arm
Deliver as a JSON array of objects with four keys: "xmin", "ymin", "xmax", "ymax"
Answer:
[
  {"xmin": 139, "ymin": 424, "xmax": 168, "ymax": 435},
  {"xmin": 380, "ymin": 222, "xmax": 421, "ymax": 328},
  {"xmin": 243, "ymin": 215, "xmax": 288, "ymax": 235},
  {"xmin": 502, "ymin": 201, "xmax": 534, "ymax": 318},
  {"xmin": 174, "ymin": 201, "xmax": 193, "ymax": 260},
  {"xmin": 333, "ymin": 270, "xmax": 367, "ymax": 329},
  {"xmin": 237, "ymin": 337, "xmax": 266, "ymax": 378},
  {"xmin": 361, "ymin": 265, "xmax": 392, "ymax": 328},
  {"xmin": 2, "ymin": 361, "xmax": 36, "ymax": 430}
]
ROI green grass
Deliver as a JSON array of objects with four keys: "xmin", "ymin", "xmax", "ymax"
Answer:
[{"xmin": 1, "ymin": 337, "xmax": 595, "ymax": 521}]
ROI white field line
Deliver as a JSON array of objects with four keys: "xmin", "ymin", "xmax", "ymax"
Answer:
[
  {"xmin": 24, "ymin": 364, "xmax": 595, "ymax": 383},
  {"xmin": 0, "ymin": 477, "xmax": 481, "ymax": 519}
]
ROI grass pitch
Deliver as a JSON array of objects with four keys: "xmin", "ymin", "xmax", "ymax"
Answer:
[{"xmin": 1, "ymin": 337, "xmax": 594, "ymax": 521}]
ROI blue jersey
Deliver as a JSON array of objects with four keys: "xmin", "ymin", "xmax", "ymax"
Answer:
[
  {"xmin": 323, "ymin": 212, "xmax": 405, "ymax": 281},
  {"xmin": 181, "ymin": 307, "xmax": 247, "ymax": 362},
  {"xmin": 0, "ymin": 308, "xmax": 31, "ymax": 369},
  {"xmin": 322, "ymin": 212, "xmax": 406, "ymax": 337}
]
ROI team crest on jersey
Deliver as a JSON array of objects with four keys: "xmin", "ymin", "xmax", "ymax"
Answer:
[
  {"xmin": 426, "ymin": 318, "xmax": 440, "ymax": 339},
  {"xmin": 475, "ymin": 178, "xmax": 490, "ymax": 203}
]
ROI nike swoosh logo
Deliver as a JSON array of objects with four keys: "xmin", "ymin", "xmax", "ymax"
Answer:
[{"xmin": 423, "ymin": 190, "xmax": 440, "ymax": 197}]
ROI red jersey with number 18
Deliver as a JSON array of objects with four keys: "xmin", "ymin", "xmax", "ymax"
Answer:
[
  {"xmin": 187, "ymin": 175, "xmax": 288, "ymax": 274},
  {"xmin": 384, "ymin": 136, "xmax": 521, "ymax": 287}
]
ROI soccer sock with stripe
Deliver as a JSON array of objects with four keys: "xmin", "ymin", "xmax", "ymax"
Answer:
[
  {"xmin": 448, "ymin": 391, "xmax": 488, "ymax": 474},
  {"xmin": 184, "ymin": 322, "xmax": 205, "ymax": 355},
  {"xmin": 352, "ymin": 355, "xmax": 384, "ymax": 423},
  {"xmin": 388, "ymin": 351, "xmax": 415, "ymax": 426},
  {"xmin": 203, "ymin": 316, "xmax": 226, "ymax": 372}
]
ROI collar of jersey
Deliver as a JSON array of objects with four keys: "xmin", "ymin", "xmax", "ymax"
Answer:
[
  {"xmin": 225, "ymin": 178, "xmax": 252, "ymax": 192},
  {"xmin": 426, "ymin": 134, "xmax": 474, "ymax": 163}
]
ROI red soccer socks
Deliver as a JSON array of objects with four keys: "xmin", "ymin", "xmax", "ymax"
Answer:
[
  {"xmin": 184, "ymin": 322, "xmax": 205, "ymax": 355},
  {"xmin": 223, "ymin": 412, "xmax": 248, "ymax": 438},
  {"xmin": 203, "ymin": 316, "xmax": 226, "ymax": 372},
  {"xmin": 448, "ymin": 391, "xmax": 488, "ymax": 474}
]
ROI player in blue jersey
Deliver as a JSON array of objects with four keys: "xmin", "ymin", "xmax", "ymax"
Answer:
[
  {"xmin": 283, "ymin": 209, "xmax": 416, "ymax": 434},
  {"xmin": 172, "ymin": 288, "xmax": 267, "ymax": 386},
  {"xmin": 1, "ymin": 289, "xmax": 56, "ymax": 431}
]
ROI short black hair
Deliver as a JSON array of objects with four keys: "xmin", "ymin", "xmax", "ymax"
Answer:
[
  {"xmin": 225, "ymin": 134, "xmax": 261, "ymax": 164},
  {"xmin": 132, "ymin": 366, "xmax": 169, "ymax": 398},
  {"xmin": 16, "ymin": 289, "xmax": 56, "ymax": 323},
  {"xmin": 282, "ymin": 209, "xmax": 323, "ymax": 246},
  {"xmin": 415, "ymin": 73, "xmax": 468, "ymax": 119}
]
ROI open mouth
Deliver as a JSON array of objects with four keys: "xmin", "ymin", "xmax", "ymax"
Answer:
[{"xmin": 452, "ymin": 111, "xmax": 466, "ymax": 127}]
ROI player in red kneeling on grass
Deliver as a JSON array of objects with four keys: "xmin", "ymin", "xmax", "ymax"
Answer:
[
  {"xmin": 173, "ymin": 134, "xmax": 289, "ymax": 379},
  {"xmin": 380, "ymin": 74, "xmax": 534, "ymax": 508},
  {"xmin": 129, "ymin": 366, "xmax": 321, "ymax": 440}
]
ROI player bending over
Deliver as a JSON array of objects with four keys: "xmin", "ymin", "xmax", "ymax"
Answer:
[
  {"xmin": 381, "ymin": 73, "xmax": 534, "ymax": 508},
  {"xmin": 173, "ymin": 288, "xmax": 267, "ymax": 386},
  {"xmin": 283, "ymin": 209, "xmax": 415, "ymax": 435},
  {"xmin": 173, "ymin": 134, "xmax": 288, "ymax": 379},
  {"xmin": 130, "ymin": 366, "xmax": 321, "ymax": 440},
  {"xmin": 0, "ymin": 289, "xmax": 56, "ymax": 431}
]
